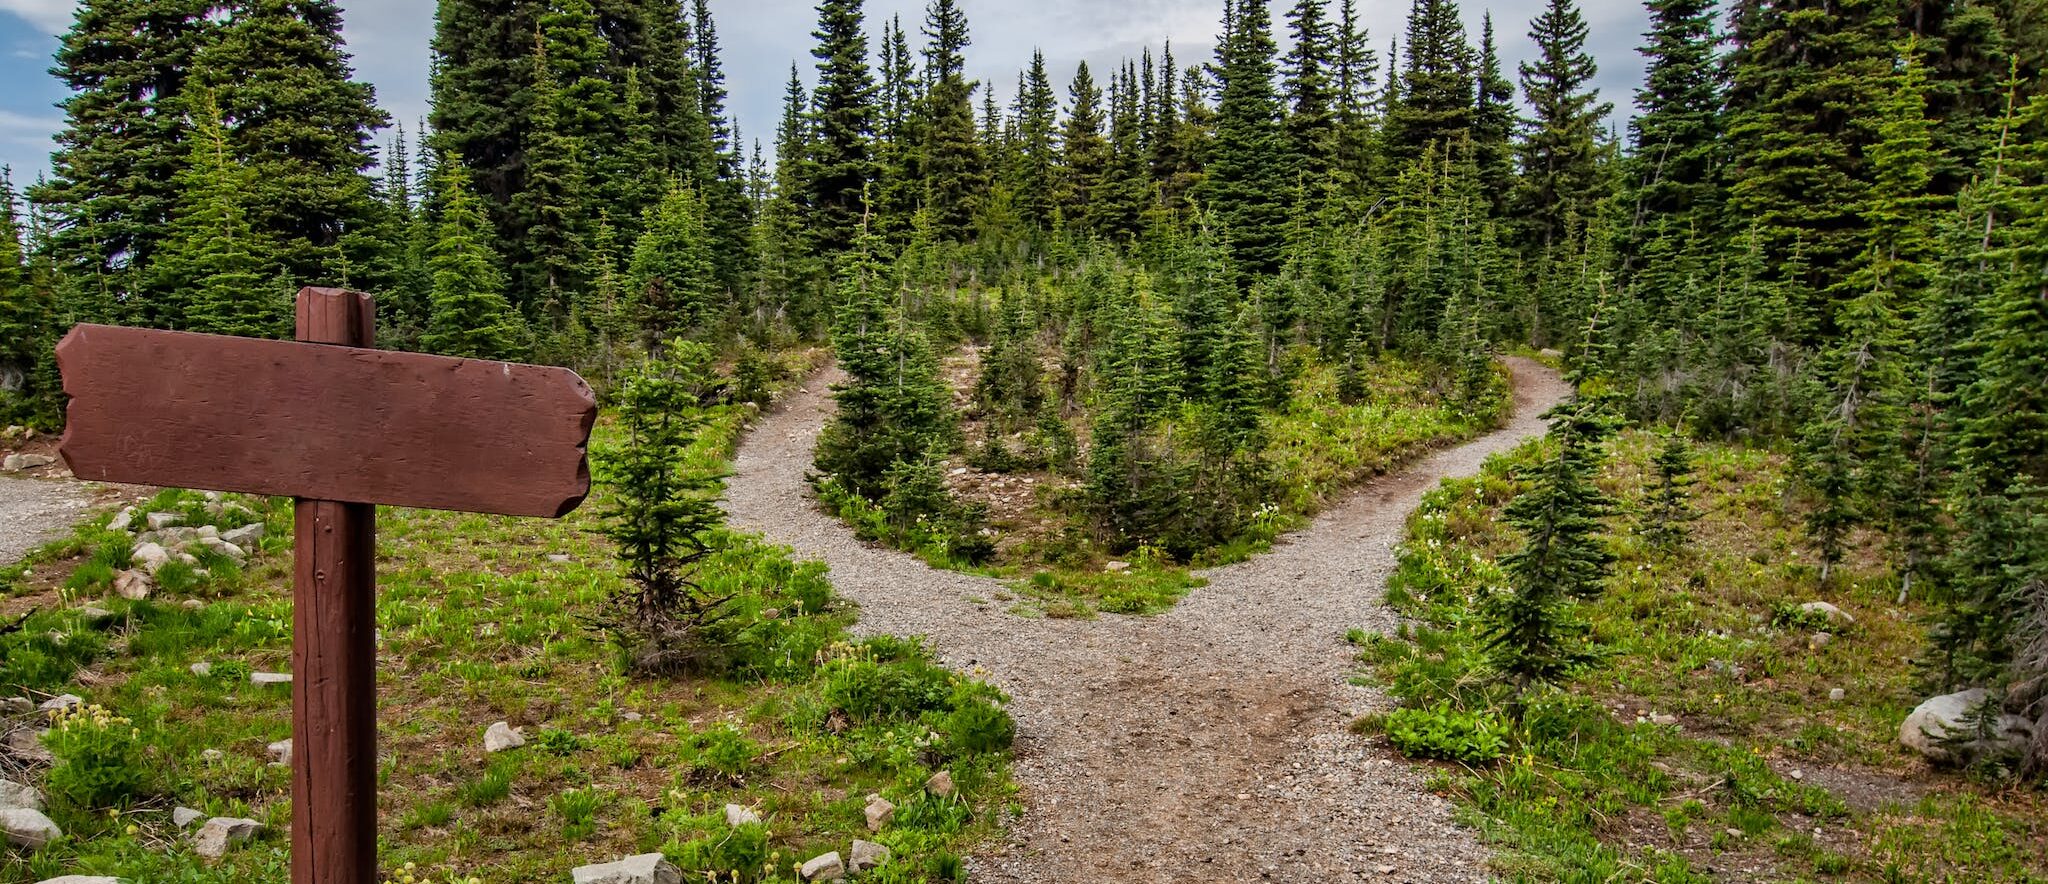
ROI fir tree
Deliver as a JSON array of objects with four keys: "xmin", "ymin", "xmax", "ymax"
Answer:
[
  {"xmin": 33, "ymin": 0, "xmax": 215, "ymax": 316},
  {"xmin": 1283, "ymin": 0, "xmax": 1339, "ymax": 205},
  {"xmin": 1471, "ymin": 15, "xmax": 1519, "ymax": 215},
  {"xmin": 1012, "ymin": 50, "xmax": 1061, "ymax": 230},
  {"xmin": 194, "ymin": 0, "xmax": 390, "ymax": 290},
  {"xmin": 517, "ymin": 19, "xmax": 596, "ymax": 314},
  {"xmin": 423, "ymin": 156, "xmax": 525, "ymax": 361},
  {"xmin": 1383, "ymin": 0, "xmax": 1474, "ymax": 164},
  {"xmin": 1204, "ymin": 0, "xmax": 1293, "ymax": 276},
  {"xmin": 805, "ymin": 0, "xmax": 880, "ymax": 255},
  {"xmin": 1514, "ymin": 0, "xmax": 1613, "ymax": 252},
  {"xmin": 1059, "ymin": 62, "xmax": 1109, "ymax": 233},
  {"xmin": 630, "ymin": 183, "xmax": 717, "ymax": 342},
  {"xmin": 1641, "ymin": 430, "xmax": 1699, "ymax": 553},
  {"xmin": 917, "ymin": 0, "xmax": 987, "ymax": 242},
  {"xmin": 155, "ymin": 93, "xmax": 281, "ymax": 338}
]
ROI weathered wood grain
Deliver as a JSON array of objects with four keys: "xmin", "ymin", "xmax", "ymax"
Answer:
[{"xmin": 55, "ymin": 318, "xmax": 596, "ymax": 518}]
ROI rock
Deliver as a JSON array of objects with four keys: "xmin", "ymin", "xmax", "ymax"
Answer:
[
  {"xmin": 799, "ymin": 851, "xmax": 845, "ymax": 881},
  {"xmin": 1104, "ymin": 560, "xmax": 1131, "ymax": 573},
  {"xmin": 113, "ymin": 569, "xmax": 153, "ymax": 601},
  {"xmin": 181, "ymin": 600, "xmax": 204, "ymax": 610},
  {"xmin": 1, "ymin": 807, "xmax": 62, "ymax": 849},
  {"xmin": 75, "ymin": 607, "xmax": 113, "ymax": 625},
  {"xmin": 723, "ymin": 803, "xmax": 760, "ymax": 827},
  {"xmin": 925, "ymin": 770, "xmax": 956, "ymax": 799},
  {"xmin": 145, "ymin": 512, "xmax": 183, "ymax": 531},
  {"xmin": 190, "ymin": 661, "xmax": 212, "ymax": 677},
  {"xmin": 620, "ymin": 711, "xmax": 642, "ymax": 722},
  {"xmin": 266, "ymin": 739, "xmax": 292, "ymax": 766},
  {"xmin": 760, "ymin": 608, "xmax": 781, "ymax": 620},
  {"xmin": 173, "ymin": 806, "xmax": 206, "ymax": 828},
  {"xmin": 0, "ymin": 779, "xmax": 43, "ymax": 810},
  {"xmin": 35, "ymin": 876, "xmax": 124, "ymax": 884},
  {"xmin": 130, "ymin": 542, "xmax": 170, "ymax": 574},
  {"xmin": 220, "ymin": 524, "xmax": 265, "ymax": 549},
  {"xmin": 4, "ymin": 729, "xmax": 51, "ymax": 764},
  {"xmin": 107, "ymin": 507, "xmax": 138, "ymax": 532},
  {"xmin": 39, "ymin": 694, "xmax": 82, "ymax": 713},
  {"xmin": 1829, "ymin": 688, "xmax": 1847, "ymax": 702},
  {"xmin": 863, "ymin": 795, "xmax": 895, "ymax": 832},
  {"xmin": 570, "ymin": 853, "xmax": 682, "ymax": 884},
  {"xmin": 2, "ymin": 697, "xmax": 34, "ymax": 714},
  {"xmin": 192, "ymin": 817, "xmax": 263, "ymax": 858},
  {"xmin": 200, "ymin": 749, "xmax": 224, "ymax": 762},
  {"xmin": 1648, "ymin": 713, "xmax": 1679, "ymax": 727},
  {"xmin": 250, "ymin": 672, "xmax": 291, "ymax": 687},
  {"xmin": 2, "ymin": 453, "xmax": 55, "ymax": 472},
  {"xmin": 546, "ymin": 554, "xmax": 571, "ymax": 563},
  {"xmin": 197, "ymin": 538, "xmax": 245, "ymax": 561},
  {"xmin": 483, "ymin": 721, "xmax": 524, "ymax": 753},
  {"xmin": 1808, "ymin": 632, "xmax": 1834, "ymax": 650},
  {"xmin": 1899, "ymin": 689, "xmax": 2034, "ymax": 763},
  {"xmin": 847, "ymin": 839, "xmax": 892, "ymax": 872},
  {"xmin": 1798, "ymin": 601, "xmax": 1855, "ymax": 627}
]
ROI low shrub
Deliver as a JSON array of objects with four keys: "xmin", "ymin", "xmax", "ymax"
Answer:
[
  {"xmin": 1384, "ymin": 701, "xmax": 1507, "ymax": 765},
  {"xmin": 43, "ymin": 703, "xmax": 150, "ymax": 809}
]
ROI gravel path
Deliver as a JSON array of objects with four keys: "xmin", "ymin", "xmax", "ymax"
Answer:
[
  {"xmin": 0, "ymin": 476, "xmax": 95, "ymax": 568},
  {"xmin": 725, "ymin": 358, "xmax": 1570, "ymax": 883}
]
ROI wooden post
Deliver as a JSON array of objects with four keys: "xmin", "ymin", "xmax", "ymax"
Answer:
[{"xmin": 291, "ymin": 288, "xmax": 379, "ymax": 884}]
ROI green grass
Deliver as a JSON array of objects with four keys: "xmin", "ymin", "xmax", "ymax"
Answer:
[
  {"xmin": 835, "ymin": 350, "xmax": 1511, "ymax": 617},
  {"xmin": 1358, "ymin": 430, "xmax": 2048, "ymax": 882},
  {"xmin": 1, "ymin": 351, "xmax": 1016, "ymax": 884}
]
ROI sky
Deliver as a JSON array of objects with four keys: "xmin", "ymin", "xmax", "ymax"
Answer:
[{"xmin": 0, "ymin": 0, "xmax": 1653, "ymax": 190}]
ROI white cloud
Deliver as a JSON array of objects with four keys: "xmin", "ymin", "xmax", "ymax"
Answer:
[{"xmin": 0, "ymin": 0, "xmax": 77, "ymax": 34}]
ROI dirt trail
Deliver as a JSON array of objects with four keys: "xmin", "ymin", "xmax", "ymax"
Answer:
[
  {"xmin": 724, "ymin": 358, "xmax": 1571, "ymax": 882},
  {"xmin": 0, "ymin": 476, "xmax": 96, "ymax": 568}
]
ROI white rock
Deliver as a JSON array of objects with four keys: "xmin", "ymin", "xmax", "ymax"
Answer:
[
  {"xmin": 799, "ymin": 851, "xmax": 845, "ymax": 881},
  {"xmin": 266, "ymin": 739, "xmax": 292, "ymax": 766},
  {"xmin": 848, "ymin": 839, "xmax": 892, "ymax": 872},
  {"xmin": 2, "ymin": 696, "xmax": 33, "ymax": 714},
  {"xmin": 1899, "ymin": 688, "xmax": 2034, "ymax": 763},
  {"xmin": 546, "ymin": 554, "xmax": 572, "ymax": 563},
  {"xmin": 925, "ymin": 770, "xmax": 956, "ymax": 798},
  {"xmin": 35, "ymin": 876, "xmax": 124, "ymax": 884},
  {"xmin": 107, "ymin": 507, "xmax": 138, "ymax": 532},
  {"xmin": 113, "ymin": 569, "xmax": 153, "ymax": 601},
  {"xmin": 75, "ymin": 607, "xmax": 113, "ymax": 625},
  {"xmin": 863, "ymin": 795, "xmax": 895, "ymax": 832},
  {"xmin": 0, "ymin": 807, "xmax": 62, "ymax": 849},
  {"xmin": 39, "ymin": 694, "xmax": 82, "ymax": 713},
  {"xmin": 2, "ymin": 454, "xmax": 55, "ymax": 472},
  {"xmin": 1104, "ymin": 560, "xmax": 1131, "ymax": 573},
  {"xmin": 250, "ymin": 672, "xmax": 291, "ymax": 686},
  {"xmin": 1829, "ymin": 688, "xmax": 1847, "ymax": 702},
  {"xmin": 1648, "ymin": 713, "xmax": 1679, "ymax": 727},
  {"xmin": 192, "ymin": 817, "xmax": 262, "ymax": 858},
  {"xmin": 130, "ymin": 542, "xmax": 170, "ymax": 574},
  {"xmin": 1808, "ymin": 632, "xmax": 1834, "ymax": 650},
  {"xmin": 182, "ymin": 600, "xmax": 204, "ymax": 610},
  {"xmin": 723, "ymin": 803, "xmax": 760, "ymax": 826},
  {"xmin": 1798, "ymin": 601, "xmax": 1855, "ymax": 627},
  {"xmin": 4, "ymin": 729, "xmax": 51, "ymax": 764},
  {"xmin": 200, "ymin": 749, "xmax": 225, "ymax": 762},
  {"xmin": 483, "ymin": 721, "xmax": 524, "ymax": 753},
  {"xmin": 197, "ymin": 538, "xmax": 246, "ymax": 561},
  {"xmin": 190, "ymin": 661, "xmax": 212, "ymax": 677},
  {"xmin": 173, "ymin": 806, "xmax": 206, "ymax": 828},
  {"xmin": 570, "ymin": 853, "xmax": 682, "ymax": 884},
  {"xmin": 220, "ymin": 524, "xmax": 265, "ymax": 549},
  {"xmin": 145, "ymin": 512, "xmax": 183, "ymax": 531},
  {"xmin": 0, "ymin": 779, "xmax": 43, "ymax": 811}
]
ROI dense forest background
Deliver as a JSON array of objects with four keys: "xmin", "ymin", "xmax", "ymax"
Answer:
[{"xmin": 0, "ymin": 0, "xmax": 2044, "ymax": 770}]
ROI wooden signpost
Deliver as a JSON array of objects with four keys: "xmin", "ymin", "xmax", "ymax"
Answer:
[{"xmin": 55, "ymin": 288, "xmax": 598, "ymax": 883}]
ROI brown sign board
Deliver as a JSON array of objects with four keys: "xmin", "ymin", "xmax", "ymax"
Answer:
[{"xmin": 55, "ymin": 323, "xmax": 597, "ymax": 518}]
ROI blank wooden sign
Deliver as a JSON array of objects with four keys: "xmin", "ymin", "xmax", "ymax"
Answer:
[{"xmin": 56, "ymin": 323, "xmax": 598, "ymax": 518}]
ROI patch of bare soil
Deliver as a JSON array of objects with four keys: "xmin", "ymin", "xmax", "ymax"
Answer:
[{"xmin": 724, "ymin": 357, "xmax": 1569, "ymax": 882}]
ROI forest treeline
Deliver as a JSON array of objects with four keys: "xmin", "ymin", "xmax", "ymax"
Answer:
[{"xmin": 0, "ymin": 0, "xmax": 2044, "ymax": 766}]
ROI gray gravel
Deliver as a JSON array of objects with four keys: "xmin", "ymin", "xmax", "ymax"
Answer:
[
  {"xmin": 0, "ymin": 476, "xmax": 94, "ymax": 568},
  {"xmin": 724, "ymin": 358, "xmax": 1570, "ymax": 883}
]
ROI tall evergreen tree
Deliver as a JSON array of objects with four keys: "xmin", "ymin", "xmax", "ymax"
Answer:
[
  {"xmin": 630, "ymin": 183, "xmax": 717, "ymax": 341},
  {"xmin": 1059, "ymin": 62, "xmax": 1109, "ymax": 231},
  {"xmin": 1284, "ymin": 0, "xmax": 1340, "ymax": 206},
  {"xmin": 805, "ymin": 0, "xmax": 880, "ymax": 255},
  {"xmin": 1471, "ymin": 15, "xmax": 1519, "ymax": 214},
  {"xmin": 1514, "ymin": 0, "xmax": 1613, "ymax": 252},
  {"xmin": 1383, "ymin": 0, "xmax": 1474, "ymax": 163},
  {"xmin": 917, "ymin": 0, "xmax": 987, "ymax": 241},
  {"xmin": 1204, "ymin": 0, "xmax": 1293, "ymax": 276},
  {"xmin": 154, "ymin": 92, "xmax": 280, "ymax": 338},
  {"xmin": 423, "ymin": 156, "xmax": 526, "ymax": 361},
  {"xmin": 1012, "ymin": 50, "xmax": 1061, "ymax": 230},
  {"xmin": 33, "ymin": 0, "xmax": 215, "ymax": 318}
]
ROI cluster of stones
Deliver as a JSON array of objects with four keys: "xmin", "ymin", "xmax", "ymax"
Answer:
[
  {"xmin": 101, "ymin": 499, "xmax": 266, "ymax": 603},
  {"xmin": 568, "ymin": 771, "xmax": 957, "ymax": 883}
]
